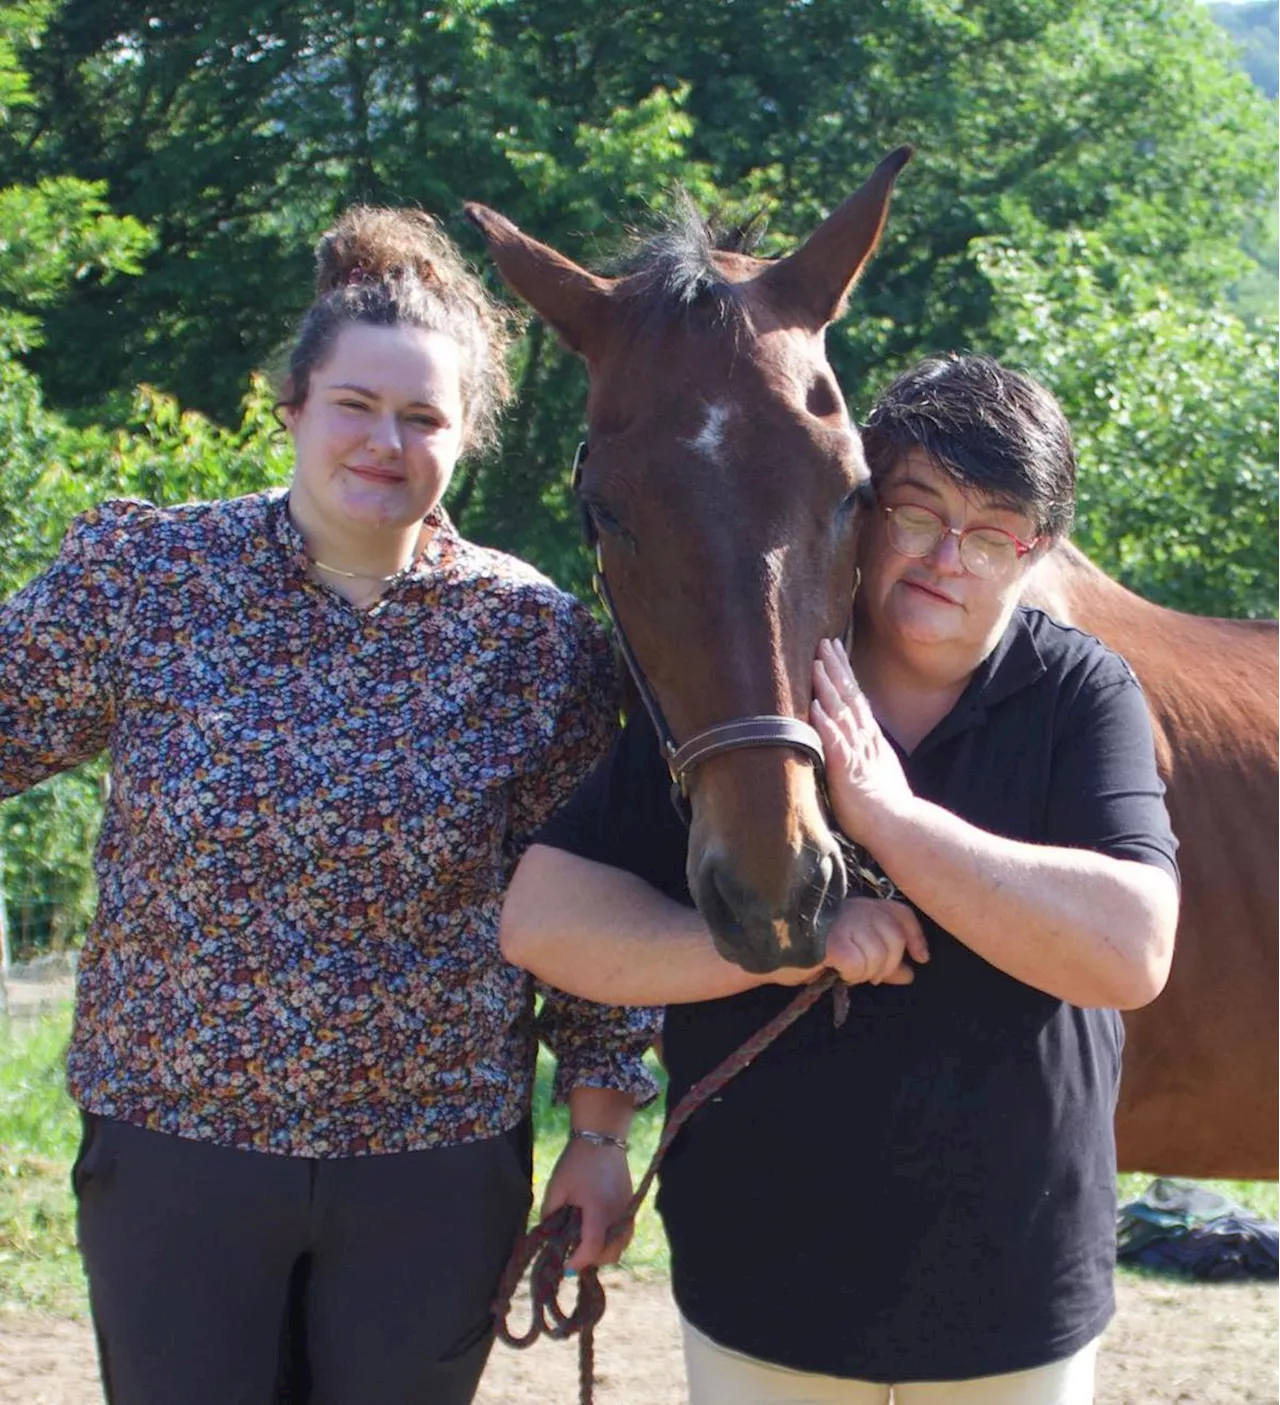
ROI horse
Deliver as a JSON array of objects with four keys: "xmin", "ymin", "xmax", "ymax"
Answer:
[
  {"xmin": 468, "ymin": 150, "xmax": 912, "ymax": 976},
  {"xmin": 465, "ymin": 150, "xmax": 1279, "ymax": 1179},
  {"xmin": 1025, "ymin": 549, "xmax": 1278, "ymax": 1177}
]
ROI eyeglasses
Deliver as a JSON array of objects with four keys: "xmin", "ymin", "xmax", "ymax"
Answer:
[{"xmin": 881, "ymin": 503, "xmax": 1040, "ymax": 580}]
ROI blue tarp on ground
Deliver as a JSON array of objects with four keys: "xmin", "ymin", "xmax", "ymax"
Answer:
[{"xmin": 1117, "ymin": 1178, "xmax": 1279, "ymax": 1281}]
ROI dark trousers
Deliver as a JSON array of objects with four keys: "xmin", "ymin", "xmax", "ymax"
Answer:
[{"xmin": 73, "ymin": 1113, "xmax": 532, "ymax": 1405}]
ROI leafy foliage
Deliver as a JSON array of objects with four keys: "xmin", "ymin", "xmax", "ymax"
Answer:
[
  {"xmin": 0, "ymin": 0, "xmax": 1276, "ymax": 953},
  {"xmin": 976, "ymin": 227, "xmax": 1278, "ymax": 618},
  {"xmin": 6, "ymin": 0, "xmax": 1272, "ymax": 589}
]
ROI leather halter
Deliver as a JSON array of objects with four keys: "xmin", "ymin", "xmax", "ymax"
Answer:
[{"xmin": 572, "ymin": 441, "xmax": 826, "ymax": 819}]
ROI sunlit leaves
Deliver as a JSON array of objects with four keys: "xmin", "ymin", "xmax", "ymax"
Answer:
[{"xmin": 976, "ymin": 227, "xmax": 1278, "ymax": 618}]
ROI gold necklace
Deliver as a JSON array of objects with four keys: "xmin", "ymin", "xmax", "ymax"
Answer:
[{"xmin": 309, "ymin": 557, "xmax": 407, "ymax": 584}]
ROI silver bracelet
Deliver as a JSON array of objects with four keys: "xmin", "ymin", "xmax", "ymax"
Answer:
[{"xmin": 570, "ymin": 1127, "xmax": 630, "ymax": 1151}]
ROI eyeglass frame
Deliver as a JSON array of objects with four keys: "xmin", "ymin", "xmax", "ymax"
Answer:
[{"xmin": 878, "ymin": 500, "xmax": 1042, "ymax": 579}]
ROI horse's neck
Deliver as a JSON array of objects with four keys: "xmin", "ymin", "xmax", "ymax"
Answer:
[{"xmin": 1019, "ymin": 542, "xmax": 1186, "ymax": 667}]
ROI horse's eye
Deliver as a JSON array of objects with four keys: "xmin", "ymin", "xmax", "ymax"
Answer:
[
  {"xmin": 581, "ymin": 498, "xmax": 639, "ymax": 552},
  {"xmin": 837, "ymin": 484, "xmax": 870, "ymax": 520},
  {"xmin": 586, "ymin": 501, "xmax": 623, "ymax": 536}
]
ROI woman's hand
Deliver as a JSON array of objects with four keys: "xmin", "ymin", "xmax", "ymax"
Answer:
[
  {"xmin": 541, "ymin": 1136, "xmax": 635, "ymax": 1272},
  {"xmin": 811, "ymin": 637, "xmax": 916, "ymax": 846},
  {"xmin": 824, "ymin": 896, "xmax": 929, "ymax": 985},
  {"xmin": 768, "ymin": 896, "xmax": 929, "ymax": 988}
]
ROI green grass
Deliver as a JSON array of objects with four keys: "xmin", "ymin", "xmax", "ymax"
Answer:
[
  {"xmin": 0, "ymin": 1002, "xmax": 670, "ymax": 1316},
  {"xmin": 0, "ymin": 1003, "xmax": 86, "ymax": 1315},
  {"xmin": 3, "ymin": 1003, "xmax": 1276, "ymax": 1316}
]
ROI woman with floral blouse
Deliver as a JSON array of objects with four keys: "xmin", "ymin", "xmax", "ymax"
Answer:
[{"xmin": 0, "ymin": 207, "xmax": 658, "ymax": 1403}]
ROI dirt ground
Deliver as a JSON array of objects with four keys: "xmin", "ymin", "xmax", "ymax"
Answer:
[{"xmin": 1, "ymin": 1271, "xmax": 1274, "ymax": 1405}]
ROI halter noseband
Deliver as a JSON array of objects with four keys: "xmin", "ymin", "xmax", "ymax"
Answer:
[{"xmin": 572, "ymin": 441, "xmax": 826, "ymax": 819}]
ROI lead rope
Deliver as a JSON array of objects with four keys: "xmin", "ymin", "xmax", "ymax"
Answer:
[
  {"xmin": 492, "ymin": 968, "xmax": 852, "ymax": 1405},
  {"xmin": 497, "ymin": 454, "xmax": 894, "ymax": 1398}
]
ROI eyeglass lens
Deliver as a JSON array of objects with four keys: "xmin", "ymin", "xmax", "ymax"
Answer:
[{"xmin": 886, "ymin": 506, "xmax": 1018, "ymax": 580}]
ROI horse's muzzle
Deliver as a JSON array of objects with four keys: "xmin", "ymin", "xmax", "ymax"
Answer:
[{"xmin": 691, "ymin": 842, "xmax": 848, "ymax": 974}]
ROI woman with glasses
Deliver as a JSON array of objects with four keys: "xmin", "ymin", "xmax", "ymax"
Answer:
[{"xmin": 499, "ymin": 355, "xmax": 1180, "ymax": 1404}]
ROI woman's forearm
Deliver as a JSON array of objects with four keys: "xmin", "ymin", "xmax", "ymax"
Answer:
[
  {"xmin": 867, "ymin": 797, "xmax": 1179, "ymax": 1009},
  {"xmin": 501, "ymin": 845, "xmax": 768, "ymax": 1004}
]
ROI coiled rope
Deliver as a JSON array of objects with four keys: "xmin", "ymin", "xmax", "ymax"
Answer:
[{"xmin": 492, "ymin": 969, "xmax": 850, "ymax": 1405}]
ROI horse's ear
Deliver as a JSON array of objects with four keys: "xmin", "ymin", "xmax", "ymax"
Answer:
[
  {"xmin": 464, "ymin": 204, "xmax": 617, "ymax": 361},
  {"xmin": 759, "ymin": 145, "xmax": 913, "ymax": 330}
]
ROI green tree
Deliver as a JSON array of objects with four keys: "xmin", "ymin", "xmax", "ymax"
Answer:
[
  {"xmin": 974, "ymin": 225, "xmax": 1277, "ymax": 617},
  {"xmin": 11, "ymin": 0, "xmax": 1275, "ymax": 603},
  {"xmin": 0, "ymin": 1, "xmax": 295, "ymax": 957}
]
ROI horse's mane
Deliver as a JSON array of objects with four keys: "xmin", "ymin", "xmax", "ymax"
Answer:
[{"xmin": 613, "ymin": 194, "xmax": 768, "ymax": 324}]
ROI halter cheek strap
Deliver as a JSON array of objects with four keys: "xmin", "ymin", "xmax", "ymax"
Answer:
[{"xmin": 573, "ymin": 441, "xmax": 826, "ymax": 821}]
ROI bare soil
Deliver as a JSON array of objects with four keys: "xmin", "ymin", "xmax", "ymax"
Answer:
[{"xmin": 2, "ymin": 1271, "xmax": 1274, "ymax": 1405}]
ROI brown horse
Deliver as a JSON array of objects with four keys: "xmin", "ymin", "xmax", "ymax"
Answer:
[
  {"xmin": 1025, "ymin": 550, "xmax": 1278, "ymax": 1178},
  {"xmin": 465, "ymin": 153, "xmax": 1278, "ymax": 1177},
  {"xmin": 470, "ymin": 149, "xmax": 914, "ymax": 974}
]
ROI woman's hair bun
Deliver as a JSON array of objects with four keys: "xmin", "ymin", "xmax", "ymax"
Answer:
[
  {"xmin": 313, "ymin": 206, "xmax": 460, "ymax": 298},
  {"xmin": 283, "ymin": 202, "xmax": 514, "ymax": 455}
]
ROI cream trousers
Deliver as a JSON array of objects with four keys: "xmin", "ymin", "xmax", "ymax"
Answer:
[{"xmin": 681, "ymin": 1319, "xmax": 1100, "ymax": 1405}]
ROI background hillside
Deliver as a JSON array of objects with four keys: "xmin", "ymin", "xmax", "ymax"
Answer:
[{"xmin": 1211, "ymin": 1, "xmax": 1278, "ymax": 97}]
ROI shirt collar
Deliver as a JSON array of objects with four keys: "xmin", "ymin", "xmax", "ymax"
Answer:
[
  {"xmin": 264, "ymin": 489, "xmax": 462, "ymax": 582},
  {"xmin": 915, "ymin": 606, "xmax": 1048, "ymax": 753}
]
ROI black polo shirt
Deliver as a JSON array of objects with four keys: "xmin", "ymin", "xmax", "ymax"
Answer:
[{"xmin": 535, "ymin": 607, "xmax": 1178, "ymax": 1382}]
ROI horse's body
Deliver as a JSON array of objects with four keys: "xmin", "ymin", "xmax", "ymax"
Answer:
[
  {"xmin": 468, "ymin": 154, "xmax": 1278, "ymax": 1178},
  {"xmin": 1026, "ymin": 546, "xmax": 1278, "ymax": 1178}
]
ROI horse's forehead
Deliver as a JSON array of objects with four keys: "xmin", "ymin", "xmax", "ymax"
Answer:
[
  {"xmin": 682, "ymin": 401, "xmax": 733, "ymax": 463},
  {"xmin": 591, "ymin": 330, "xmax": 801, "ymax": 438}
]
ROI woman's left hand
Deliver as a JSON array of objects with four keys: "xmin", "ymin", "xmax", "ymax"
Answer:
[
  {"xmin": 541, "ymin": 1137, "xmax": 635, "ymax": 1272},
  {"xmin": 811, "ymin": 638, "xmax": 916, "ymax": 846}
]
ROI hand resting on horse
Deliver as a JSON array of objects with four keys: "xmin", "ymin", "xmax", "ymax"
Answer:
[{"xmin": 811, "ymin": 636, "xmax": 1178, "ymax": 1011}]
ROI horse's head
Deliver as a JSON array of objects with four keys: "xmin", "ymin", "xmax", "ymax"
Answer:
[{"xmin": 467, "ymin": 148, "xmax": 911, "ymax": 973}]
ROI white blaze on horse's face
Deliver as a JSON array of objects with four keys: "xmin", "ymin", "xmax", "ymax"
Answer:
[{"xmin": 682, "ymin": 402, "xmax": 732, "ymax": 466}]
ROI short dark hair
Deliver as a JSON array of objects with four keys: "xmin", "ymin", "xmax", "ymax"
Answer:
[
  {"xmin": 277, "ymin": 207, "xmax": 513, "ymax": 456},
  {"xmin": 861, "ymin": 355, "xmax": 1076, "ymax": 539}
]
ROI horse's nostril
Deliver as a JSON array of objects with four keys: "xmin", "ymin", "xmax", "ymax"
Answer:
[
  {"xmin": 693, "ymin": 848, "xmax": 839, "ymax": 974},
  {"xmin": 701, "ymin": 859, "xmax": 744, "ymax": 936},
  {"xmin": 801, "ymin": 846, "xmax": 845, "ymax": 937}
]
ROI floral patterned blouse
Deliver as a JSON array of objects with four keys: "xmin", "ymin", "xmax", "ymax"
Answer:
[{"xmin": 0, "ymin": 490, "xmax": 659, "ymax": 1157}]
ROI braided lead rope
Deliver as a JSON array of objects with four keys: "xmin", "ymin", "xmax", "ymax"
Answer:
[
  {"xmin": 492, "ymin": 1204, "xmax": 605, "ymax": 1405},
  {"xmin": 492, "ymin": 842, "xmax": 899, "ymax": 1402},
  {"xmin": 492, "ymin": 968, "xmax": 849, "ymax": 1405}
]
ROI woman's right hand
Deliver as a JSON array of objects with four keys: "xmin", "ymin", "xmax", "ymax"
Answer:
[{"xmin": 771, "ymin": 897, "xmax": 928, "ymax": 988}]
